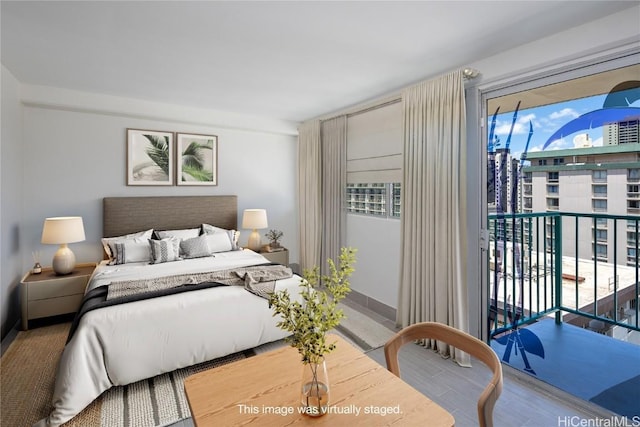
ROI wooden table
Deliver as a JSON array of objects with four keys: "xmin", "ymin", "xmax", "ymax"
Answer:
[{"xmin": 184, "ymin": 334, "xmax": 455, "ymax": 426}]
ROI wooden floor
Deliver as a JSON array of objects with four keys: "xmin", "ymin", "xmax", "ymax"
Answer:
[{"xmin": 170, "ymin": 301, "xmax": 614, "ymax": 427}]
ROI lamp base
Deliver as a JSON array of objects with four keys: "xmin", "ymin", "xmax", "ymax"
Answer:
[
  {"xmin": 52, "ymin": 244, "xmax": 76, "ymax": 275},
  {"xmin": 247, "ymin": 230, "xmax": 262, "ymax": 252}
]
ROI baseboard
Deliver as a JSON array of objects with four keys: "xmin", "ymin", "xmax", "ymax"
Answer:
[
  {"xmin": 346, "ymin": 290, "xmax": 396, "ymax": 322},
  {"xmin": 1, "ymin": 320, "xmax": 20, "ymax": 357}
]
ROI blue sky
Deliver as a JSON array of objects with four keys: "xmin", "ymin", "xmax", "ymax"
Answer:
[{"xmin": 488, "ymin": 93, "xmax": 640, "ymax": 161}]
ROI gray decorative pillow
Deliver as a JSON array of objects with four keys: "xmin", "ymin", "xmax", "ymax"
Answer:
[
  {"xmin": 180, "ymin": 235, "xmax": 211, "ymax": 259},
  {"xmin": 149, "ymin": 237, "xmax": 182, "ymax": 264}
]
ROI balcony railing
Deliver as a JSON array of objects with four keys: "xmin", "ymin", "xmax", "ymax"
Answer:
[{"xmin": 488, "ymin": 212, "xmax": 640, "ymax": 339}]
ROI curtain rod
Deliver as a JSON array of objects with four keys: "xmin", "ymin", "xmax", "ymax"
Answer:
[{"xmin": 318, "ymin": 67, "xmax": 480, "ymax": 123}]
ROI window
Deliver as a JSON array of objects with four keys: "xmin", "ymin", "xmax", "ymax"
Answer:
[
  {"xmin": 592, "ymin": 185, "xmax": 607, "ymax": 196},
  {"xmin": 627, "ymin": 248, "xmax": 637, "ymax": 265},
  {"xmin": 629, "ymin": 168, "xmax": 640, "ymax": 182},
  {"xmin": 595, "ymin": 217, "xmax": 608, "ymax": 228},
  {"xmin": 547, "ymin": 198, "xmax": 559, "ymax": 210},
  {"xmin": 346, "ymin": 183, "xmax": 401, "ymax": 218},
  {"xmin": 547, "ymin": 172, "xmax": 559, "ymax": 182},
  {"xmin": 628, "ymin": 232, "xmax": 637, "ymax": 245},
  {"xmin": 628, "ymin": 200, "xmax": 640, "ymax": 212},
  {"xmin": 592, "ymin": 199, "xmax": 607, "ymax": 212},
  {"xmin": 553, "ymin": 158, "xmax": 564, "ymax": 165},
  {"xmin": 592, "ymin": 170, "xmax": 607, "ymax": 182},
  {"xmin": 628, "ymin": 184, "xmax": 640, "ymax": 195},
  {"xmin": 523, "ymin": 172, "xmax": 532, "ymax": 183},
  {"xmin": 593, "ymin": 243, "xmax": 608, "ymax": 259},
  {"xmin": 391, "ymin": 183, "xmax": 401, "ymax": 217},
  {"xmin": 538, "ymin": 159, "xmax": 547, "ymax": 166},
  {"xmin": 547, "ymin": 184, "xmax": 559, "ymax": 194},
  {"xmin": 595, "ymin": 229, "xmax": 607, "ymax": 242},
  {"xmin": 628, "ymin": 219, "xmax": 639, "ymax": 230}
]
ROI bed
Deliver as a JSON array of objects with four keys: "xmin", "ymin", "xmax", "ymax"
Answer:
[{"xmin": 38, "ymin": 196, "xmax": 301, "ymax": 427}]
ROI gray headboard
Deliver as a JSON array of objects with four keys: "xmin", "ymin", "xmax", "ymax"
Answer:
[{"xmin": 103, "ymin": 196, "xmax": 237, "ymax": 238}]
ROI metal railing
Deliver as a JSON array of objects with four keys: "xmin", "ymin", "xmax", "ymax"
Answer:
[{"xmin": 488, "ymin": 212, "xmax": 639, "ymax": 339}]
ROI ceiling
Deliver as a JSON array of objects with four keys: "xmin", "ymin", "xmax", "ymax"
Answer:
[{"xmin": 1, "ymin": 1, "xmax": 635, "ymax": 123}]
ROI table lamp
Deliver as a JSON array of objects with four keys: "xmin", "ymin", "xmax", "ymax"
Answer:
[
  {"xmin": 41, "ymin": 216, "xmax": 86, "ymax": 275},
  {"xmin": 242, "ymin": 209, "xmax": 268, "ymax": 251}
]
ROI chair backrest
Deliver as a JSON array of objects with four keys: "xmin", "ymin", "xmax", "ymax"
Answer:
[{"xmin": 384, "ymin": 322, "xmax": 503, "ymax": 427}]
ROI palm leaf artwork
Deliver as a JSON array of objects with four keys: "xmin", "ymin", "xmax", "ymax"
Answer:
[
  {"xmin": 181, "ymin": 139, "xmax": 214, "ymax": 182},
  {"xmin": 143, "ymin": 134, "xmax": 170, "ymax": 176}
]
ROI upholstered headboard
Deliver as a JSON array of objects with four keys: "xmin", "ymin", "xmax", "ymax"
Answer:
[{"xmin": 103, "ymin": 196, "xmax": 238, "ymax": 238}]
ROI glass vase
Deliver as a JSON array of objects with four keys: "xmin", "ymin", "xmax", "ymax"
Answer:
[{"xmin": 300, "ymin": 359, "xmax": 330, "ymax": 417}]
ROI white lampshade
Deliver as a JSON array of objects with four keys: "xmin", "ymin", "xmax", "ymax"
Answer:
[
  {"xmin": 242, "ymin": 209, "xmax": 268, "ymax": 251},
  {"xmin": 41, "ymin": 217, "xmax": 85, "ymax": 275},
  {"xmin": 242, "ymin": 209, "xmax": 268, "ymax": 229}
]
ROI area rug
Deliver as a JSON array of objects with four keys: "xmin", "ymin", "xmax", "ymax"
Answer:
[
  {"xmin": 0, "ymin": 322, "xmax": 249, "ymax": 427},
  {"xmin": 335, "ymin": 303, "xmax": 396, "ymax": 351}
]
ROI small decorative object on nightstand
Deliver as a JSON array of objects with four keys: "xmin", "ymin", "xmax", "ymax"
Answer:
[
  {"xmin": 20, "ymin": 262, "xmax": 96, "ymax": 330},
  {"xmin": 32, "ymin": 251, "xmax": 42, "ymax": 274},
  {"xmin": 265, "ymin": 229, "xmax": 283, "ymax": 249}
]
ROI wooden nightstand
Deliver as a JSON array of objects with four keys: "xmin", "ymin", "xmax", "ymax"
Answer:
[
  {"xmin": 20, "ymin": 262, "xmax": 97, "ymax": 330},
  {"xmin": 260, "ymin": 248, "xmax": 289, "ymax": 266}
]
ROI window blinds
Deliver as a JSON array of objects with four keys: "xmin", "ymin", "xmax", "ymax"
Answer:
[{"xmin": 346, "ymin": 101, "xmax": 402, "ymax": 183}]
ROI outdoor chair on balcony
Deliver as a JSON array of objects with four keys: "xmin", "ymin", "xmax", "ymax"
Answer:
[{"xmin": 384, "ymin": 322, "xmax": 503, "ymax": 427}]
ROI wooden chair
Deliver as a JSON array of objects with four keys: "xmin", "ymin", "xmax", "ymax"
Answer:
[{"xmin": 384, "ymin": 322, "xmax": 503, "ymax": 427}]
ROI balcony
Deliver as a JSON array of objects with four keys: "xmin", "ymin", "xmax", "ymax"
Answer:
[{"xmin": 487, "ymin": 212, "xmax": 640, "ymax": 418}]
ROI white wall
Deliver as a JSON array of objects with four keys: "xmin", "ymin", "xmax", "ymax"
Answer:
[
  {"xmin": 346, "ymin": 214, "xmax": 400, "ymax": 308},
  {"xmin": 20, "ymin": 91, "xmax": 299, "ymax": 269},
  {"xmin": 1, "ymin": 65, "xmax": 24, "ymax": 338}
]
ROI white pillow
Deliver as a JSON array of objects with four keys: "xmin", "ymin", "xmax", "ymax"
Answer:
[
  {"xmin": 205, "ymin": 233, "xmax": 233, "ymax": 253},
  {"xmin": 102, "ymin": 229, "xmax": 154, "ymax": 259},
  {"xmin": 201, "ymin": 224, "xmax": 241, "ymax": 250},
  {"xmin": 109, "ymin": 239, "xmax": 152, "ymax": 265},
  {"xmin": 155, "ymin": 228, "xmax": 200, "ymax": 241}
]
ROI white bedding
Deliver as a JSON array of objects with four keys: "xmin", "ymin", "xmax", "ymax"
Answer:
[{"xmin": 38, "ymin": 250, "xmax": 300, "ymax": 426}]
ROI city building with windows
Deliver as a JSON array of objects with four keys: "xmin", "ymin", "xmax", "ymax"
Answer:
[
  {"xmin": 522, "ymin": 142, "xmax": 640, "ymax": 266},
  {"xmin": 487, "ymin": 147, "xmax": 521, "ymax": 214}
]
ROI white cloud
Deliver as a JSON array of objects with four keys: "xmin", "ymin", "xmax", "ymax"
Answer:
[
  {"xmin": 549, "ymin": 108, "xmax": 579, "ymax": 120},
  {"xmin": 495, "ymin": 122, "xmax": 527, "ymax": 136},
  {"xmin": 592, "ymin": 136, "xmax": 603, "ymax": 147}
]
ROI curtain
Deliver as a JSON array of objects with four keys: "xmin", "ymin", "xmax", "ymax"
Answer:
[
  {"xmin": 320, "ymin": 116, "xmax": 347, "ymax": 273},
  {"xmin": 298, "ymin": 120, "xmax": 322, "ymax": 272},
  {"xmin": 397, "ymin": 69, "xmax": 469, "ymax": 365}
]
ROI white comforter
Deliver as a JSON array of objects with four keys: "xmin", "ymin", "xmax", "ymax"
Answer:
[{"xmin": 38, "ymin": 250, "xmax": 300, "ymax": 426}]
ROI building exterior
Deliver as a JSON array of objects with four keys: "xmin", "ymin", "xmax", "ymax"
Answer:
[
  {"xmin": 604, "ymin": 119, "xmax": 640, "ymax": 146},
  {"xmin": 488, "ymin": 147, "xmax": 521, "ymax": 214},
  {"xmin": 522, "ymin": 142, "xmax": 640, "ymax": 266}
]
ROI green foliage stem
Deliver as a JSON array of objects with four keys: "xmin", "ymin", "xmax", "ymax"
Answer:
[{"xmin": 269, "ymin": 247, "xmax": 357, "ymax": 365}]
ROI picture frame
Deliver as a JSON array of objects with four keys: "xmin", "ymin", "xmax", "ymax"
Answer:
[
  {"xmin": 127, "ymin": 129, "xmax": 175, "ymax": 186},
  {"xmin": 176, "ymin": 133, "xmax": 218, "ymax": 186}
]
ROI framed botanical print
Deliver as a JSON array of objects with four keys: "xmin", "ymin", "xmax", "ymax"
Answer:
[
  {"xmin": 127, "ymin": 129, "xmax": 174, "ymax": 186},
  {"xmin": 176, "ymin": 133, "xmax": 218, "ymax": 186}
]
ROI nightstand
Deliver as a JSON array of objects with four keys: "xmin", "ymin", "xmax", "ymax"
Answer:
[
  {"xmin": 260, "ymin": 248, "xmax": 289, "ymax": 266},
  {"xmin": 20, "ymin": 262, "xmax": 97, "ymax": 330}
]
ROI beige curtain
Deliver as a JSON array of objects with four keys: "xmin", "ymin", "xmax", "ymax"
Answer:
[
  {"xmin": 320, "ymin": 116, "xmax": 347, "ymax": 273},
  {"xmin": 397, "ymin": 69, "xmax": 469, "ymax": 365},
  {"xmin": 298, "ymin": 120, "xmax": 322, "ymax": 272}
]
